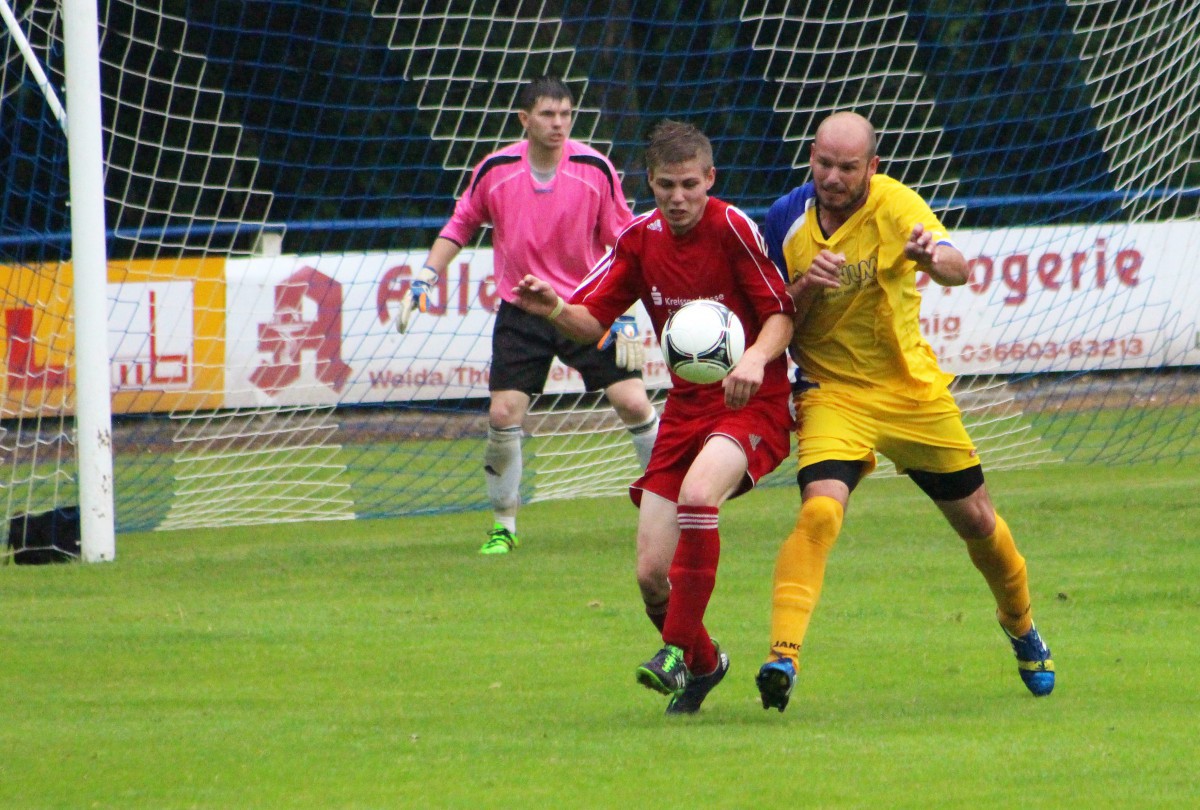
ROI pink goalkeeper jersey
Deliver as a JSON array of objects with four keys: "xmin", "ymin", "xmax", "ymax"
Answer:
[{"xmin": 438, "ymin": 139, "xmax": 633, "ymax": 303}]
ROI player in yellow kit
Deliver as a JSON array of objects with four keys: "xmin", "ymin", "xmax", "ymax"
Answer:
[{"xmin": 756, "ymin": 111, "xmax": 1055, "ymax": 711}]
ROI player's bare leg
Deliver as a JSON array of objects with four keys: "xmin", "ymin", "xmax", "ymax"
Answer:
[
  {"xmin": 632, "ymin": 492, "xmax": 687, "ymax": 694},
  {"xmin": 636, "ymin": 490, "xmax": 678, "ymax": 631}
]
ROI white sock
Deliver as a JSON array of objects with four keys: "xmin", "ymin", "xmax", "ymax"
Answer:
[
  {"xmin": 627, "ymin": 411, "xmax": 659, "ymax": 470},
  {"xmin": 485, "ymin": 425, "xmax": 523, "ymax": 518}
]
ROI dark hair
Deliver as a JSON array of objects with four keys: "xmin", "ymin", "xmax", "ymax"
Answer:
[
  {"xmin": 517, "ymin": 76, "xmax": 574, "ymax": 111},
  {"xmin": 644, "ymin": 119, "xmax": 713, "ymax": 172}
]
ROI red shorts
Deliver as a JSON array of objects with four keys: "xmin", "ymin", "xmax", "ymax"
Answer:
[{"xmin": 630, "ymin": 392, "xmax": 792, "ymax": 506}]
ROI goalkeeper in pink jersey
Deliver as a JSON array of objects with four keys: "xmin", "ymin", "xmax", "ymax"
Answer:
[
  {"xmin": 399, "ymin": 76, "xmax": 659, "ymax": 555},
  {"xmin": 512, "ymin": 120, "xmax": 795, "ymax": 715}
]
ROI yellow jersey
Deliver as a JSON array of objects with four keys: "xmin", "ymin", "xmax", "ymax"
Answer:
[{"xmin": 763, "ymin": 174, "xmax": 954, "ymax": 400}]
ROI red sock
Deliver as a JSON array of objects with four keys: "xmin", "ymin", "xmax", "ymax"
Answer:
[
  {"xmin": 663, "ymin": 505, "xmax": 720, "ymax": 675},
  {"xmin": 651, "ymin": 597, "xmax": 715, "ymax": 671}
]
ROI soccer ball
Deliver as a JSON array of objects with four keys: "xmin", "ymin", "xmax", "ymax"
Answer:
[{"xmin": 661, "ymin": 299, "xmax": 745, "ymax": 384}]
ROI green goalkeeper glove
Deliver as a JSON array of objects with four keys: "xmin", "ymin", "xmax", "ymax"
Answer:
[{"xmin": 397, "ymin": 265, "xmax": 438, "ymax": 334}]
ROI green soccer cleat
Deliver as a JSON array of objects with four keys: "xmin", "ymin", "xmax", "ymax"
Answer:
[
  {"xmin": 635, "ymin": 644, "xmax": 690, "ymax": 696},
  {"xmin": 756, "ymin": 656, "xmax": 796, "ymax": 713},
  {"xmin": 479, "ymin": 524, "xmax": 519, "ymax": 555},
  {"xmin": 666, "ymin": 642, "xmax": 729, "ymax": 715},
  {"xmin": 1004, "ymin": 623, "xmax": 1055, "ymax": 697}
]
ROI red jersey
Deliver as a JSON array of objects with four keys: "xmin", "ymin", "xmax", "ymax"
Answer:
[{"xmin": 572, "ymin": 197, "xmax": 794, "ymax": 410}]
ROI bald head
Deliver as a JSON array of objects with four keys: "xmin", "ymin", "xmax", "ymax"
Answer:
[
  {"xmin": 814, "ymin": 112, "xmax": 877, "ymax": 160},
  {"xmin": 809, "ymin": 112, "xmax": 880, "ymax": 223}
]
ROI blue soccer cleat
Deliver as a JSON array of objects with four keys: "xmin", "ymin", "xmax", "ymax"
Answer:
[
  {"xmin": 756, "ymin": 657, "xmax": 796, "ymax": 712},
  {"xmin": 1005, "ymin": 624, "xmax": 1055, "ymax": 697},
  {"xmin": 666, "ymin": 642, "xmax": 730, "ymax": 715}
]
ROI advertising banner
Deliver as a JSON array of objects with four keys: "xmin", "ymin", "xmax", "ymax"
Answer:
[
  {"xmin": 108, "ymin": 257, "xmax": 226, "ymax": 414},
  {"xmin": 1, "ymin": 257, "xmax": 225, "ymax": 417},
  {"xmin": 223, "ymin": 222, "xmax": 1200, "ymax": 408},
  {"xmin": 1, "ymin": 263, "xmax": 73, "ymax": 417},
  {"xmin": 222, "ymin": 251, "xmax": 668, "ymax": 408},
  {"xmin": 6, "ymin": 220, "xmax": 1198, "ymax": 417},
  {"xmin": 920, "ymin": 222, "xmax": 1200, "ymax": 375}
]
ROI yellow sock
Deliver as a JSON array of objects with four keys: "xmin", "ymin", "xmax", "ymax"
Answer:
[
  {"xmin": 768, "ymin": 496, "xmax": 844, "ymax": 665},
  {"xmin": 966, "ymin": 512, "xmax": 1033, "ymax": 637}
]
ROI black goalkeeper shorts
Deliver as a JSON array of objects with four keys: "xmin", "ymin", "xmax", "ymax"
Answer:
[{"xmin": 488, "ymin": 300, "xmax": 642, "ymax": 396}]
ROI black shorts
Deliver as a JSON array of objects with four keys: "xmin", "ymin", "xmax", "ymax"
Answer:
[{"xmin": 489, "ymin": 300, "xmax": 643, "ymax": 396}]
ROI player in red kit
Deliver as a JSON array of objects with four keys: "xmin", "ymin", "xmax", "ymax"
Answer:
[{"xmin": 512, "ymin": 120, "xmax": 795, "ymax": 714}]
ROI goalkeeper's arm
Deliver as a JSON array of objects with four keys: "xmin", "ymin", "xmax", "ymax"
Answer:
[{"xmin": 396, "ymin": 237, "xmax": 458, "ymax": 333}]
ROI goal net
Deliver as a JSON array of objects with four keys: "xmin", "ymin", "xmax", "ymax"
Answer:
[{"xmin": 4, "ymin": 1, "xmax": 1200, "ymax": 551}]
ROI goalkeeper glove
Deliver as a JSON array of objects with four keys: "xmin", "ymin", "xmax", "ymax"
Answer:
[
  {"xmin": 598, "ymin": 314, "xmax": 644, "ymax": 372},
  {"xmin": 397, "ymin": 265, "xmax": 438, "ymax": 334}
]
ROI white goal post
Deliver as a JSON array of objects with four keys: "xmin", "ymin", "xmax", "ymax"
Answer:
[
  {"xmin": 2, "ymin": 0, "xmax": 114, "ymax": 560},
  {"xmin": 62, "ymin": 0, "xmax": 114, "ymax": 561}
]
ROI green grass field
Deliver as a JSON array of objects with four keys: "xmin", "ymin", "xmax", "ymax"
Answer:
[{"xmin": 3, "ymin": 461, "xmax": 1199, "ymax": 808}]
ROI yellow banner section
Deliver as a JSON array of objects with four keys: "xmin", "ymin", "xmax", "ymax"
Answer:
[{"xmin": 1, "ymin": 257, "xmax": 226, "ymax": 417}]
